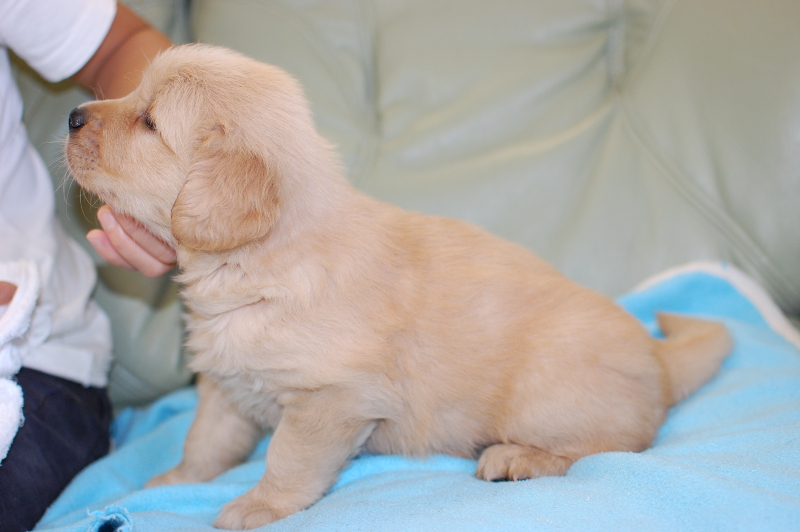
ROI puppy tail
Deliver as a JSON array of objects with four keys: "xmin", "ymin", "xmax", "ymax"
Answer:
[{"xmin": 654, "ymin": 313, "xmax": 733, "ymax": 406}]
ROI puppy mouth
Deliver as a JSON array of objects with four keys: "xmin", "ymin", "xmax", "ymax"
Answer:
[
  {"xmin": 66, "ymin": 136, "xmax": 122, "ymax": 211},
  {"xmin": 66, "ymin": 140, "xmax": 98, "ymax": 188},
  {"xmin": 66, "ymin": 106, "xmax": 108, "ymax": 188},
  {"xmin": 66, "ymin": 111, "xmax": 112, "ymax": 188}
]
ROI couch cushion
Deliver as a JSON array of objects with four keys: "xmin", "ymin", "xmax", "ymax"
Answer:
[
  {"xmin": 193, "ymin": 0, "xmax": 800, "ymax": 315},
  {"xmin": 16, "ymin": 0, "xmax": 800, "ymax": 407}
]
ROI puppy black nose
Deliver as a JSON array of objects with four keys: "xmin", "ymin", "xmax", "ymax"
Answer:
[{"xmin": 68, "ymin": 108, "xmax": 86, "ymax": 132}]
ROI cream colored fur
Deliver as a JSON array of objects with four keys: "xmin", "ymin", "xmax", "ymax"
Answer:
[{"xmin": 67, "ymin": 44, "xmax": 732, "ymax": 529}]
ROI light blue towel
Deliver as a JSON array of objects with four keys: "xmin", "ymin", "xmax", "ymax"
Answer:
[{"xmin": 35, "ymin": 263, "xmax": 800, "ymax": 531}]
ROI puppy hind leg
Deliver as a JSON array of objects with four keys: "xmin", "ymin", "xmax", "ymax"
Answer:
[{"xmin": 476, "ymin": 443, "xmax": 574, "ymax": 481}]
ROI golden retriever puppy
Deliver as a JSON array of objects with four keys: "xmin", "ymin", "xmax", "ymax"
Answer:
[{"xmin": 66, "ymin": 44, "xmax": 731, "ymax": 529}]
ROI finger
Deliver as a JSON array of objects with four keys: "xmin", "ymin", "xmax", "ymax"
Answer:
[
  {"xmin": 97, "ymin": 206, "xmax": 177, "ymax": 264},
  {"xmin": 0, "ymin": 281, "xmax": 17, "ymax": 305},
  {"xmin": 108, "ymin": 209, "xmax": 177, "ymax": 266},
  {"xmin": 87, "ymin": 229, "xmax": 136, "ymax": 271},
  {"xmin": 96, "ymin": 208, "xmax": 174, "ymax": 277}
]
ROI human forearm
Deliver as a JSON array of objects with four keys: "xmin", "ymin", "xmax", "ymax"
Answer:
[{"xmin": 72, "ymin": 2, "xmax": 172, "ymax": 99}]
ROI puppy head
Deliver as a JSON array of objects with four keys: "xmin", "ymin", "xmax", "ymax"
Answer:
[{"xmin": 67, "ymin": 44, "xmax": 314, "ymax": 252}]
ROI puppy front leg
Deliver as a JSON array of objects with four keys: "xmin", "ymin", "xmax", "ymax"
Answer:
[
  {"xmin": 214, "ymin": 389, "xmax": 375, "ymax": 530},
  {"xmin": 147, "ymin": 374, "xmax": 261, "ymax": 487}
]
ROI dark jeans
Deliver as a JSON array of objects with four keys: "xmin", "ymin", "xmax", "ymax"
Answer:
[{"xmin": 0, "ymin": 368, "xmax": 112, "ymax": 532}]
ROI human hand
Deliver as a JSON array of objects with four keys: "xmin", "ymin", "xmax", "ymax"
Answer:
[{"xmin": 87, "ymin": 205, "xmax": 177, "ymax": 278}]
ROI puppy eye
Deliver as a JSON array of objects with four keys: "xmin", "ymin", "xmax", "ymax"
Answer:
[{"xmin": 141, "ymin": 112, "xmax": 157, "ymax": 131}]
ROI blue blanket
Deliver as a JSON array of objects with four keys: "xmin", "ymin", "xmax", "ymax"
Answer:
[{"xmin": 35, "ymin": 263, "xmax": 800, "ymax": 531}]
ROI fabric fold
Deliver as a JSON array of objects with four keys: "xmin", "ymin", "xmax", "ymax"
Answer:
[{"xmin": 0, "ymin": 259, "xmax": 41, "ymax": 463}]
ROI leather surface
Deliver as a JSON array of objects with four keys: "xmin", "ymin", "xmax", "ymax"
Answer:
[
  {"xmin": 16, "ymin": 0, "xmax": 800, "ymax": 406},
  {"xmin": 192, "ymin": 0, "xmax": 800, "ymax": 312}
]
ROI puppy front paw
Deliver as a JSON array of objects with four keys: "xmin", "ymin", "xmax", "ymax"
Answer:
[{"xmin": 213, "ymin": 492, "xmax": 285, "ymax": 530}]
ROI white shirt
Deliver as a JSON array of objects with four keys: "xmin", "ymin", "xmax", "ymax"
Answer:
[{"xmin": 0, "ymin": 0, "xmax": 116, "ymax": 387}]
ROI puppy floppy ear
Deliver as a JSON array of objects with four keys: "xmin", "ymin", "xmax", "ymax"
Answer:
[{"xmin": 171, "ymin": 129, "xmax": 280, "ymax": 252}]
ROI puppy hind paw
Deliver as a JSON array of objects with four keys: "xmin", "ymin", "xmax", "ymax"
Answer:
[{"xmin": 476, "ymin": 443, "xmax": 574, "ymax": 481}]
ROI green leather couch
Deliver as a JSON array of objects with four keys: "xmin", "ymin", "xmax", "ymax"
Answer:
[{"xmin": 15, "ymin": 0, "xmax": 800, "ymax": 408}]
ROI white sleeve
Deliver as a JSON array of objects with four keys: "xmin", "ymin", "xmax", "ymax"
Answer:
[{"xmin": 0, "ymin": 0, "xmax": 116, "ymax": 83}]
